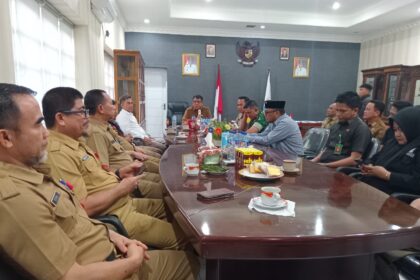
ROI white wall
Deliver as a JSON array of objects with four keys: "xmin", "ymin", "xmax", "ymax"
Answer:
[
  {"xmin": 357, "ymin": 22, "xmax": 420, "ymax": 85},
  {"xmin": 0, "ymin": 0, "xmax": 15, "ymax": 83},
  {"xmin": 104, "ymin": 19, "xmax": 125, "ymax": 51}
]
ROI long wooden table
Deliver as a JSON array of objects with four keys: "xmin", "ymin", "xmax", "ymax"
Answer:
[{"xmin": 160, "ymin": 144, "xmax": 420, "ymax": 280}]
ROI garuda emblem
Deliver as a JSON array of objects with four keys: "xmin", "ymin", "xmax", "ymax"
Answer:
[{"xmin": 236, "ymin": 41, "xmax": 260, "ymax": 66}]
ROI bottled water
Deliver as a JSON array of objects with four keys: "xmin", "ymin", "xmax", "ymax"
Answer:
[
  {"xmin": 171, "ymin": 115, "xmax": 177, "ymax": 129},
  {"xmin": 226, "ymin": 131, "xmax": 236, "ymax": 161},
  {"xmin": 241, "ymin": 132, "xmax": 249, "ymax": 147}
]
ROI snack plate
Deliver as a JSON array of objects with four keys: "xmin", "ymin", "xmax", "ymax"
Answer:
[{"xmin": 238, "ymin": 168, "xmax": 284, "ymax": 181}]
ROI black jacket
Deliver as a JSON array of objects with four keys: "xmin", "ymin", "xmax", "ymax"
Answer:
[{"xmin": 361, "ymin": 107, "xmax": 420, "ymax": 195}]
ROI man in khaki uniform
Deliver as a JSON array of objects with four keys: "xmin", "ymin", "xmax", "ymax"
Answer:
[
  {"xmin": 321, "ymin": 103, "xmax": 338, "ymax": 129},
  {"xmin": 83, "ymin": 89, "xmax": 163, "ymax": 199},
  {"xmin": 42, "ymin": 87, "xmax": 189, "ymax": 251},
  {"xmin": 0, "ymin": 83, "xmax": 198, "ymax": 280},
  {"xmin": 363, "ymin": 100, "xmax": 388, "ymax": 141}
]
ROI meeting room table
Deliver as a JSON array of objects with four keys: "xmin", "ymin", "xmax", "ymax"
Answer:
[{"xmin": 160, "ymin": 134, "xmax": 420, "ymax": 280}]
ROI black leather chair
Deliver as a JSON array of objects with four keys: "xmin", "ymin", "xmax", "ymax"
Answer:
[
  {"xmin": 336, "ymin": 137, "xmax": 382, "ymax": 176},
  {"xmin": 0, "ymin": 215, "xmax": 128, "ymax": 279},
  {"xmin": 390, "ymin": 193, "xmax": 420, "ymax": 280},
  {"xmin": 96, "ymin": 214, "xmax": 129, "ymax": 237},
  {"xmin": 302, "ymin": 127, "xmax": 330, "ymax": 159},
  {"xmin": 167, "ymin": 102, "xmax": 189, "ymax": 125}
]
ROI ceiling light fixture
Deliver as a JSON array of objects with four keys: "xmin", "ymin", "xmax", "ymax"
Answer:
[
  {"xmin": 205, "ymin": 0, "xmax": 212, "ymax": 2},
  {"xmin": 332, "ymin": 2, "xmax": 340, "ymax": 10},
  {"xmin": 260, "ymin": 25, "xmax": 266, "ymax": 29},
  {"xmin": 144, "ymin": 18, "xmax": 150, "ymax": 24},
  {"xmin": 418, "ymin": 7, "xmax": 420, "ymax": 12}
]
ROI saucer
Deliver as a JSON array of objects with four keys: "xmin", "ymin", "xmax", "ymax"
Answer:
[
  {"xmin": 253, "ymin": 197, "xmax": 287, "ymax": 210},
  {"xmin": 283, "ymin": 168, "xmax": 300, "ymax": 174}
]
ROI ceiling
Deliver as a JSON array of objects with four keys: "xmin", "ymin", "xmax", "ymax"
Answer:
[{"xmin": 115, "ymin": 0, "xmax": 420, "ymax": 42}]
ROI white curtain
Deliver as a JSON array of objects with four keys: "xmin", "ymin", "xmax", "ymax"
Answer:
[
  {"xmin": 11, "ymin": 0, "xmax": 75, "ymax": 103},
  {"xmin": 357, "ymin": 24, "xmax": 420, "ymax": 85},
  {"xmin": 104, "ymin": 51, "xmax": 115, "ymax": 99}
]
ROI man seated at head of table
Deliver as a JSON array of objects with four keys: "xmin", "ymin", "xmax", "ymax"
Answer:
[
  {"xmin": 235, "ymin": 96, "xmax": 249, "ymax": 124},
  {"xmin": 83, "ymin": 89, "xmax": 164, "ymax": 199},
  {"xmin": 182, "ymin": 94, "xmax": 212, "ymax": 122},
  {"xmin": 312, "ymin": 91, "xmax": 371, "ymax": 168},
  {"xmin": 116, "ymin": 95, "xmax": 166, "ymax": 153},
  {"xmin": 363, "ymin": 99, "xmax": 388, "ymax": 142},
  {"xmin": 0, "ymin": 83, "xmax": 198, "ymax": 280},
  {"xmin": 321, "ymin": 102, "xmax": 338, "ymax": 129},
  {"xmin": 247, "ymin": 100, "xmax": 304, "ymax": 160},
  {"xmin": 41, "ymin": 87, "xmax": 191, "ymax": 251},
  {"xmin": 239, "ymin": 100, "xmax": 268, "ymax": 133}
]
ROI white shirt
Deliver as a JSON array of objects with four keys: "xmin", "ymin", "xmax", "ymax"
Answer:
[
  {"xmin": 184, "ymin": 63, "xmax": 197, "ymax": 74},
  {"xmin": 116, "ymin": 109, "xmax": 148, "ymax": 139},
  {"xmin": 294, "ymin": 66, "xmax": 307, "ymax": 76}
]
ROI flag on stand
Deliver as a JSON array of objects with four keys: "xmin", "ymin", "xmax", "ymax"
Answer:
[
  {"xmin": 213, "ymin": 64, "xmax": 223, "ymax": 121},
  {"xmin": 264, "ymin": 70, "xmax": 271, "ymax": 102}
]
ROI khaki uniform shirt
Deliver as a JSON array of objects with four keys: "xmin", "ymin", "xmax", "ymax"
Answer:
[
  {"xmin": 46, "ymin": 130, "xmax": 127, "ymax": 214},
  {"xmin": 368, "ymin": 118, "xmax": 388, "ymax": 141},
  {"xmin": 84, "ymin": 118, "xmax": 134, "ymax": 171},
  {"xmin": 321, "ymin": 117, "xmax": 338, "ymax": 129},
  {"xmin": 0, "ymin": 162, "xmax": 113, "ymax": 280},
  {"xmin": 182, "ymin": 106, "xmax": 212, "ymax": 122}
]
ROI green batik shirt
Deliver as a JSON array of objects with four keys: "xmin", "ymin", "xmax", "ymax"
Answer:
[{"xmin": 249, "ymin": 111, "xmax": 268, "ymax": 132}]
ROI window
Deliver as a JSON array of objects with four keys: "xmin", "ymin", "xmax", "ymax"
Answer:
[
  {"xmin": 11, "ymin": 0, "xmax": 75, "ymax": 104},
  {"xmin": 104, "ymin": 51, "xmax": 115, "ymax": 99}
]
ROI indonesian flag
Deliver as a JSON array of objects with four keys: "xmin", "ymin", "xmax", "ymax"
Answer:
[{"xmin": 213, "ymin": 64, "xmax": 223, "ymax": 121}]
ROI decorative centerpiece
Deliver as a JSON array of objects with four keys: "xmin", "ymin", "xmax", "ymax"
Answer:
[{"xmin": 210, "ymin": 120, "xmax": 231, "ymax": 147}]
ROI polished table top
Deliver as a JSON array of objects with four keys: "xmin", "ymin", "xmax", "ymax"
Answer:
[{"xmin": 160, "ymin": 144, "xmax": 420, "ymax": 259}]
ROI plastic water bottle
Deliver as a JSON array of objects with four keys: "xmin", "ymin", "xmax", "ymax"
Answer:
[
  {"xmin": 171, "ymin": 115, "xmax": 177, "ymax": 129},
  {"xmin": 227, "ymin": 131, "xmax": 236, "ymax": 160},
  {"xmin": 241, "ymin": 132, "xmax": 249, "ymax": 147}
]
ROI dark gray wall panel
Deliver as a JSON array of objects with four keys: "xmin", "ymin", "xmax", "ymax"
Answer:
[{"xmin": 125, "ymin": 32, "xmax": 360, "ymax": 121}]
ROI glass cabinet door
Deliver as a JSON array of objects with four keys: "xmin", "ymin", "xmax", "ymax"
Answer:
[
  {"xmin": 116, "ymin": 56, "xmax": 136, "ymax": 78},
  {"xmin": 386, "ymin": 74, "xmax": 398, "ymax": 113}
]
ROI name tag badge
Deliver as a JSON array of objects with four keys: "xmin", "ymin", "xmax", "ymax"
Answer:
[
  {"xmin": 334, "ymin": 143, "xmax": 343, "ymax": 155},
  {"xmin": 50, "ymin": 191, "xmax": 61, "ymax": 207},
  {"xmin": 81, "ymin": 154, "xmax": 89, "ymax": 161}
]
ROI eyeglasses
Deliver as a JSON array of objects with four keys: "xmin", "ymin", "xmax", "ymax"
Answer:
[{"xmin": 60, "ymin": 109, "xmax": 89, "ymax": 118}]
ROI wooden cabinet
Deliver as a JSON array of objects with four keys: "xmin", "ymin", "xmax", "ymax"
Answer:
[
  {"xmin": 362, "ymin": 65, "xmax": 420, "ymax": 113},
  {"xmin": 114, "ymin": 50, "xmax": 145, "ymax": 124}
]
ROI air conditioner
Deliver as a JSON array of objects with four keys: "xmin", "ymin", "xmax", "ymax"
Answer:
[{"xmin": 91, "ymin": 0, "xmax": 117, "ymax": 23}]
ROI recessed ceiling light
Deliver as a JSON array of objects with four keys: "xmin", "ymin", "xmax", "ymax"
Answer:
[
  {"xmin": 205, "ymin": 0, "xmax": 212, "ymax": 2},
  {"xmin": 144, "ymin": 18, "xmax": 150, "ymax": 24},
  {"xmin": 260, "ymin": 25, "xmax": 266, "ymax": 29},
  {"xmin": 418, "ymin": 7, "xmax": 420, "ymax": 12},
  {"xmin": 332, "ymin": 2, "xmax": 340, "ymax": 10}
]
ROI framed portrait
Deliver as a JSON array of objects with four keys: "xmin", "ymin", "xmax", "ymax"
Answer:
[
  {"xmin": 293, "ymin": 57, "xmax": 310, "ymax": 78},
  {"xmin": 182, "ymin": 53, "xmax": 200, "ymax": 76},
  {"xmin": 280, "ymin": 47, "xmax": 289, "ymax": 60},
  {"xmin": 205, "ymin": 44, "xmax": 216, "ymax": 58}
]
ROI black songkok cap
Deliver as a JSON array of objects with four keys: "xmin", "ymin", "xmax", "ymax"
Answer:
[{"xmin": 265, "ymin": 100, "xmax": 286, "ymax": 109}]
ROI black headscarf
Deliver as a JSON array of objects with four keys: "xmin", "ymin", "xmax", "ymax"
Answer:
[
  {"xmin": 390, "ymin": 106, "xmax": 420, "ymax": 142},
  {"xmin": 373, "ymin": 106, "xmax": 420, "ymax": 167}
]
